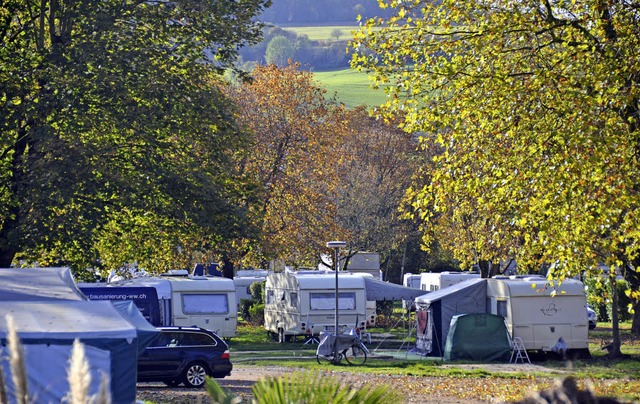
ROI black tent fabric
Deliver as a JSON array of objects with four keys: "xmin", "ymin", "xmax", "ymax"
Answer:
[
  {"xmin": 362, "ymin": 277, "xmax": 427, "ymax": 301},
  {"xmin": 414, "ymin": 278, "xmax": 487, "ymax": 356}
]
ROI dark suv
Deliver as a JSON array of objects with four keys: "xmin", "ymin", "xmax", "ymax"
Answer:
[{"xmin": 137, "ymin": 326, "xmax": 232, "ymax": 387}]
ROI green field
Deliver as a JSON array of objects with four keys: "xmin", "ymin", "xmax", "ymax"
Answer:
[
  {"xmin": 281, "ymin": 25, "xmax": 362, "ymax": 41},
  {"xmin": 313, "ymin": 68, "xmax": 389, "ymax": 108}
]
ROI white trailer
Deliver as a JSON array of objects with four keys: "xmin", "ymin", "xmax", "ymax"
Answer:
[
  {"xmin": 342, "ymin": 252, "xmax": 383, "ymax": 280},
  {"xmin": 264, "ymin": 271, "xmax": 373, "ymax": 342},
  {"xmin": 402, "ymin": 273, "xmax": 422, "ymax": 310},
  {"xmin": 486, "ymin": 276, "xmax": 590, "ymax": 356},
  {"xmin": 420, "ymin": 271, "xmax": 481, "ymax": 292},
  {"xmin": 233, "ymin": 274, "xmax": 268, "ymax": 310},
  {"xmin": 113, "ymin": 273, "xmax": 237, "ymax": 338}
]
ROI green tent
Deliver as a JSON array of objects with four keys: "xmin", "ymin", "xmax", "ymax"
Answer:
[{"xmin": 443, "ymin": 313, "xmax": 511, "ymax": 362}]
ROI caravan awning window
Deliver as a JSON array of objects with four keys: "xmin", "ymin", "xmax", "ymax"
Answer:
[
  {"xmin": 182, "ymin": 294, "xmax": 229, "ymax": 314},
  {"xmin": 309, "ymin": 292, "xmax": 356, "ymax": 310}
]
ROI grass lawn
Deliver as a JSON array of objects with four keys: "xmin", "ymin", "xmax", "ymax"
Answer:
[
  {"xmin": 280, "ymin": 25, "xmax": 363, "ymax": 42},
  {"xmin": 313, "ymin": 68, "xmax": 389, "ymax": 108},
  {"xmin": 227, "ymin": 320, "xmax": 640, "ymax": 402}
]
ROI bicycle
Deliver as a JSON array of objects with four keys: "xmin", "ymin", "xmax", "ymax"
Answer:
[{"xmin": 316, "ymin": 330, "xmax": 369, "ymax": 365}]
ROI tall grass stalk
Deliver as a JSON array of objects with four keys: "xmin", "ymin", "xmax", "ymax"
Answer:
[
  {"xmin": 94, "ymin": 373, "xmax": 111, "ymax": 404},
  {"xmin": 6, "ymin": 315, "xmax": 28, "ymax": 404},
  {"xmin": 1, "ymin": 317, "xmax": 111, "ymax": 404},
  {"xmin": 67, "ymin": 339, "xmax": 91, "ymax": 404}
]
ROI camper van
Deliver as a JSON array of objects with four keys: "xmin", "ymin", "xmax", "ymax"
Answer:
[
  {"xmin": 264, "ymin": 271, "xmax": 374, "ymax": 342},
  {"xmin": 420, "ymin": 271, "xmax": 481, "ymax": 292},
  {"xmin": 79, "ymin": 284, "xmax": 162, "ymax": 326},
  {"xmin": 486, "ymin": 276, "xmax": 590, "ymax": 356},
  {"xmin": 92, "ymin": 273, "xmax": 237, "ymax": 338}
]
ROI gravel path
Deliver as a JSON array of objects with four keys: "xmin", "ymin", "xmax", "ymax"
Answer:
[{"xmin": 135, "ymin": 363, "xmax": 538, "ymax": 403}]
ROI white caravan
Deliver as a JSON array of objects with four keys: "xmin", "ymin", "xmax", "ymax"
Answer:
[
  {"xmin": 402, "ymin": 273, "xmax": 422, "ymax": 310},
  {"xmin": 342, "ymin": 252, "xmax": 383, "ymax": 280},
  {"xmin": 486, "ymin": 276, "xmax": 590, "ymax": 355},
  {"xmin": 264, "ymin": 271, "xmax": 373, "ymax": 342},
  {"xmin": 233, "ymin": 273, "xmax": 268, "ymax": 310},
  {"xmin": 420, "ymin": 271, "xmax": 481, "ymax": 292},
  {"xmin": 113, "ymin": 273, "xmax": 237, "ymax": 338}
]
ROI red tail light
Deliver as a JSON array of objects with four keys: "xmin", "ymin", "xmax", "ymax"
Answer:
[{"xmin": 221, "ymin": 350, "xmax": 230, "ymax": 360}]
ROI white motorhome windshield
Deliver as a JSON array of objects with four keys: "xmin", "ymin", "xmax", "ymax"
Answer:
[
  {"xmin": 309, "ymin": 292, "xmax": 356, "ymax": 310},
  {"xmin": 182, "ymin": 294, "xmax": 229, "ymax": 314}
]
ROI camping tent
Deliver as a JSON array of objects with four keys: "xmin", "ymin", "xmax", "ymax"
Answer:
[
  {"xmin": 443, "ymin": 313, "xmax": 511, "ymax": 362},
  {"xmin": 414, "ymin": 278, "xmax": 487, "ymax": 356},
  {"xmin": 0, "ymin": 267, "xmax": 86, "ymax": 301},
  {"xmin": 0, "ymin": 268, "xmax": 158, "ymax": 403}
]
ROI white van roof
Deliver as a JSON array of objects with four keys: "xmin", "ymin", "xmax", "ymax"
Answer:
[
  {"xmin": 115, "ymin": 276, "xmax": 235, "ymax": 298},
  {"xmin": 268, "ymin": 272, "xmax": 366, "ymax": 290},
  {"xmin": 488, "ymin": 277, "xmax": 585, "ymax": 297}
]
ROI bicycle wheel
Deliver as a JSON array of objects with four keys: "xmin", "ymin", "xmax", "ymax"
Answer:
[
  {"xmin": 316, "ymin": 353, "xmax": 337, "ymax": 364},
  {"xmin": 343, "ymin": 344, "xmax": 367, "ymax": 365}
]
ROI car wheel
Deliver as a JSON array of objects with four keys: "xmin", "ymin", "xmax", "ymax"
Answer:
[
  {"xmin": 182, "ymin": 362, "xmax": 208, "ymax": 388},
  {"xmin": 163, "ymin": 380, "xmax": 181, "ymax": 387}
]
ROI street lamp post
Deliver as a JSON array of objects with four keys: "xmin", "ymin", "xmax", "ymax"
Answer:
[{"xmin": 326, "ymin": 240, "xmax": 346, "ymax": 363}]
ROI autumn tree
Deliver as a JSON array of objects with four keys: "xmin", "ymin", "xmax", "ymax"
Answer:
[
  {"xmin": 351, "ymin": 0, "xmax": 640, "ymax": 348},
  {"xmin": 335, "ymin": 107, "xmax": 423, "ymax": 281},
  {"xmin": 0, "ymin": 0, "xmax": 270, "ymax": 275},
  {"xmin": 226, "ymin": 63, "xmax": 350, "ymax": 267}
]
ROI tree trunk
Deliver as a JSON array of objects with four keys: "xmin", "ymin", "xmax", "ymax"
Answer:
[
  {"xmin": 607, "ymin": 274, "xmax": 624, "ymax": 357},
  {"xmin": 632, "ymin": 302, "xmax": 640, "ymax": 335},
  {"xmin": 624, "ymin": 258, "xmax": 640, "ymax": 336}
]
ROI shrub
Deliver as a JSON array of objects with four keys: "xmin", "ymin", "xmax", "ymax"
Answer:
[
  {"xmin": 239, "ymin": 298, "xmax": 255, "ymax": 321},
  {"xmin": 250, "ymin": 281, "xmax": 265, "ymax": 304},
  {"xmin": 585, "ymin": 278, "xmax": 632, "ymax": 322},
  {"xmin": 206, "ymin": 370, "xmax": 402, "ymax": 404},
  {"xmin": 248, "ymin": 303, "xmax": 265, "ymax": 326}
]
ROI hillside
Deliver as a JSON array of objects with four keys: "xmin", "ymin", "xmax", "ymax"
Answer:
[{"xmin": 260, "ymin": 0, "xmax": 394, "ymax": 25}]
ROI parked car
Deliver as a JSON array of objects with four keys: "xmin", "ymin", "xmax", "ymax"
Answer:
[
  {"xmin": 137, "ymin": 326, "xmax": 232, "ymax": 387},
  {"xmin": 587, "ymin": 305, "xmax": 597, "ymax": 330}
]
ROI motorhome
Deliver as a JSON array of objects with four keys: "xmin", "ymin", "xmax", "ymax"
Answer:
[
  {"xmin": 264, "ymin": 271, "xmax": 374, "ymax": 342},
  {"xmin": 86, "ymin": 272, "xmax": 237, "ymax": 338},
  {"xmin": 420, "ymin": 271, "xmax": 481, "ymax": 292},
  {"xmin": 486, "ymin": 276, "xmax": 590, "ymax": 356},
  {"xmin": 79, "ymin": 284, "xmax": 162, "ymax": 326}
]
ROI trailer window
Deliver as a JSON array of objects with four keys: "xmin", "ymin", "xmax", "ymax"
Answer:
[
  {"xmin": 289, "ymin": 292, "xmax": 298, "ymax": 306},
  {"xmin": 182, "ymin": 294, "xmax": 229, "ymax": 314},
  {"xmin": 266, "ymin": 290, "xmax": 274, "ymax": 304},
  {"xmin": 309, "ymin": 292, "xmax": 356, "ymax": 310}
]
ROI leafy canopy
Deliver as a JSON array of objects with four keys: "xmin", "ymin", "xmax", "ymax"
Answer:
[
  {"xmin": 351, "ymin": 1, "xmax": 640, "ymax": 285},
  {"xmin": 0, "ymin": 0, "xmax": 270, "ymax": 274}
]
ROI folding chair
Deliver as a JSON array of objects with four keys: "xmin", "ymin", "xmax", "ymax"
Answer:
[{"xmin": 510, "ymin": 336, "xmax": 531, "ymax": 364}]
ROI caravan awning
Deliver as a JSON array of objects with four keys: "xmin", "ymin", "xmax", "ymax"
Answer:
[
  {"xmin": 362, "ymin": 277, "xmax": 427, "ymax": 301},
  {"xmin": 415, "ymin": 278, "xmax": 486, "ymax": 308}
]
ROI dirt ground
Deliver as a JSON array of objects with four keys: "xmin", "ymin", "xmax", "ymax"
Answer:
[{"xmin": 135, "ymin": 362, "xmax": 563, "ymax": 403}]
